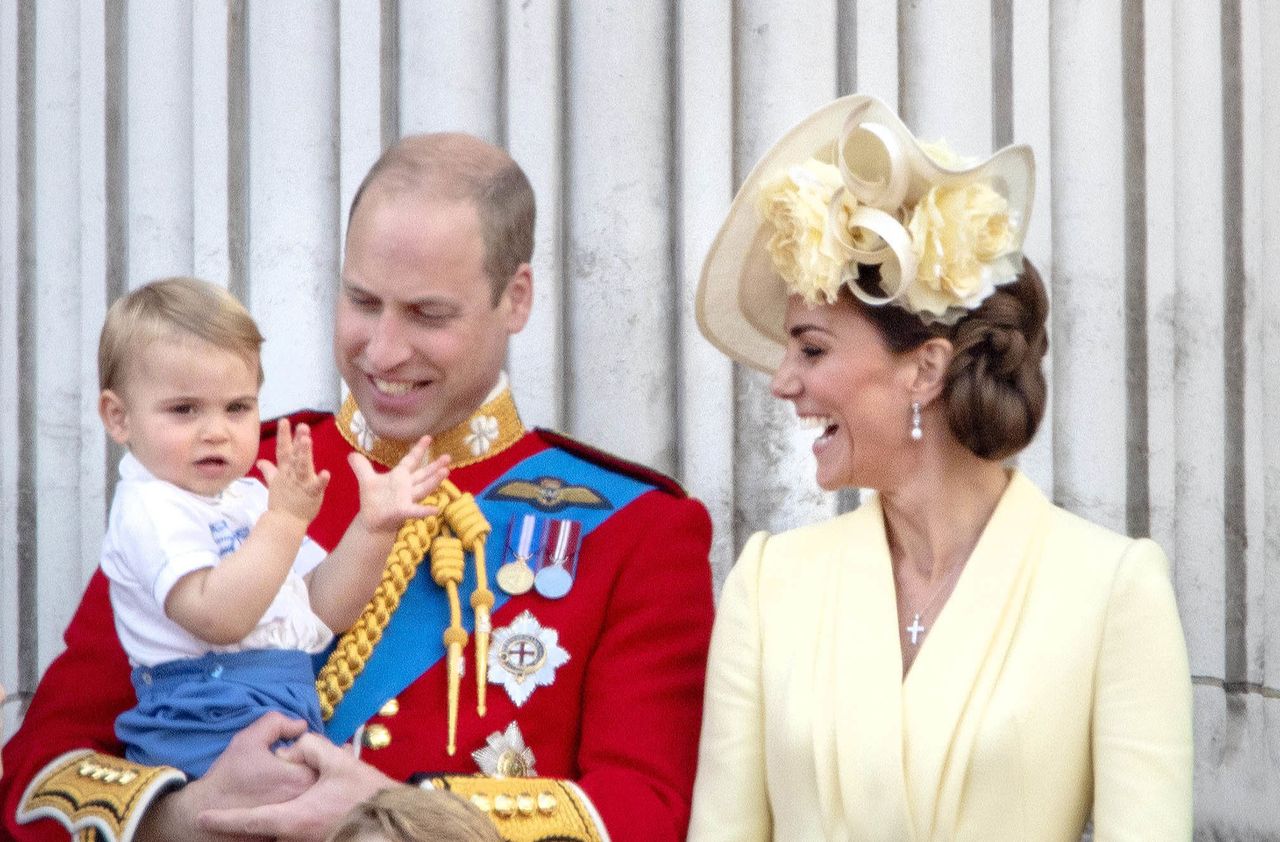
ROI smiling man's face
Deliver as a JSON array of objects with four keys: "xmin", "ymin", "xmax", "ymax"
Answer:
[{"xmin": 335, "ymin": 191, "xmax": 530, "ymax": 442}]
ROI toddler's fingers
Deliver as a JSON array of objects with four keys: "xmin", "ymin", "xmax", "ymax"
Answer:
[
  {"xmin": 274, "ymin": 418, "xmax": 294, "ymax": 464},
  {"xmin": 402, "ymin": 503, "xmax": 439, "ymax": 520},
  {"xmin": 347, "ymin": 451, "xmax": 376, "ymax": 484},
  {"xmin": 257, "ymin": 459, "xmax": 278, "ymax": 484},
  {"xmin": 400, "ymin": 434, "xmax": 433, "ymax": 468},
  {"xmin": 411, "ymin": 472, "xmax": 448, "ymax": 499}
]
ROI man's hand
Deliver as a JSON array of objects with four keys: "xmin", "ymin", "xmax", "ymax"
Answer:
[
  {"xmin": 349, "ymin": 434, "xmax": 450, "ymax": 534},
  {"xmin": 135, "ymin": 713, "xmax": 317, "ymax": 842},
  {"xmin": 198, "ymin": 732, "xmax": 399, "ymax": 842},
  {"xmin": 259, "ymin": 419, "xmax": 331, "ymax": 526}
]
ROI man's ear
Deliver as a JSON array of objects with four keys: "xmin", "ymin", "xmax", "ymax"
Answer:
[
  {"xmin": 910, "ymin": 337, "xmax": 953, "ymax": 405},
  {"xmin": 501, "ymin": 264, "xmax": 533, "ymax": 335},
  {"xmin": 98, "ymin": 390, "xmax": 131, "ymax": 446}
]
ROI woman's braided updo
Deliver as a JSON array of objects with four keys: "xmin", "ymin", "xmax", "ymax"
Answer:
[{"xmin": 852, "ymin": 259, "xmax": 1049, "ymax": 460}]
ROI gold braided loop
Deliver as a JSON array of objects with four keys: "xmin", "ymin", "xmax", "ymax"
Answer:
[
  {"xmin": 315, "ymin": 495, "xmax": 446, "ymax": 721},
  {"xmin": 445, "ymin": 492, "xmax": 495, "ymax": 714},
  {"xmin": 314, "ymin": 479, "xmax": 495, "ymax": 756},
  {"xmin": 431, "ymin": 532, "xmax": 467, "ymax": 755}
]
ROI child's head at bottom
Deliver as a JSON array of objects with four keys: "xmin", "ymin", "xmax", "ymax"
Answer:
[
  {"xmin": 326, "ymin": 786, "xmax": 503, "ymax": 842},
  {"xmin": 97, "ymin": 276, "xmax": 265, "ymax": 497}
]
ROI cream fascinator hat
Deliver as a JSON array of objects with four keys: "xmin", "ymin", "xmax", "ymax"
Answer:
[{"xmin": 696, "ymin": 94, "xmax": 1035, "ymax": 373}]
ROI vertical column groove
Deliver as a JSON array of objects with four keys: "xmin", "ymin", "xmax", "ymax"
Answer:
[
  {"xmin": 379, "ymin": 0, "xmax": 398, "ymax": 147},
  {"xmin": 15, "ymin": 0, "xmax": 36, "ymax": 696},
  {"xmin": 557, "ymin": 0, "xmax": 573, "ymax": 432},
  {"xmin": 104, "ymin": 0, "xmax": 127, "ymax": 500},
  {"xmin": 494, "ymin": 0, "xmax": 507, "ymax": 150},
  {"xmin": 668, "ymin": 0, "xmax": 684, "ymax": 479},
  {"xmin": 1221, "ymin": 0, "xmax": 1247, "ymax": 687},
  {"xmin": 991, "ymin": 0, "xmax": 1013, "ymax": 149},
  {"xmin": 1123, "ymin": 0, "xmax": 1150, "ymax": 539},
  {"xmin": 227, "ymin": 0, "xmax": 247, "ymax": 301},
  {"xmin": 837, "ymin": 1, "xmax": 856, "ymax": 96}
]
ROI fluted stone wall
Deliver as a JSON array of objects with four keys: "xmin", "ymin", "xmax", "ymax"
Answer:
[{"xmin": 1, "ymin": 2, "xmax": 1276, "ymax": 835}]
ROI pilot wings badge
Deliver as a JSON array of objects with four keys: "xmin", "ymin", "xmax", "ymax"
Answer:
[{"xmin": 486, "ymin": 476, "xmax": 612, "ymax": 513}]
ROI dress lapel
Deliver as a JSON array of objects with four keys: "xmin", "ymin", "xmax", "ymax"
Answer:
[
  {"xmin": 820, "ymin": 498, "xmax": 917, "ymax": 842},
  {"xmin": 899, "ymin": 471, "xmax": 1051, "ymax": 839}
]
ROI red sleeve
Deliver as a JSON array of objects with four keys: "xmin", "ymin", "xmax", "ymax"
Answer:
[
  {"xmin": 575, "ymin": 491, "xmax": 714, "ymax": 842},
  {"xmin": 1, "ymin": 572, "xmax": 135, "ymax": 840}
]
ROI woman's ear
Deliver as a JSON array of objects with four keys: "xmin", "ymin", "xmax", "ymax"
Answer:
[
  {"xmin": 98, "ymin": 390, "xmax": 131, "ymax": 445},
  {"xmin": 910, "ymin": 337, "xmax": 953, "ymax": 405}
]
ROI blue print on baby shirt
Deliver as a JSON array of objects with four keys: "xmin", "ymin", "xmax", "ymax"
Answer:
[{"xmin": 209, "ymin": 520, "xmax": 250, "ymax": 557}]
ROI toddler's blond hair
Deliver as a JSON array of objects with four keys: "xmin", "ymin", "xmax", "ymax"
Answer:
[
  {"xmin": 98, "ymin": 276, "xmax": 263, "ymax": 393},
  {"xmin": 326, "ymin": 786, "xmax": 502, "ymax": 842}
]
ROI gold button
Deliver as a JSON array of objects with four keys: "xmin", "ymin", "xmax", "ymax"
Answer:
[
  {"xmin": 362, "ymin": 724, "xmax": 392, "ymax": 750},
  {"xmin": 492, "ymin": 793, "xmax": 516, "ymax": 818},
  {"xmin": 537, "ymin": 791, "xmax": 557, "ymax": 814},
  {"xmin": 469, "ymin": 794, "xmax": 492, "ymax": 812},
  {"xmin": 516, "ymin": 793, "xmax": 535, "ymax": 816},
  {"xmin": 378, "ymin": 698, "xmax": 400, "ymax": 717}
]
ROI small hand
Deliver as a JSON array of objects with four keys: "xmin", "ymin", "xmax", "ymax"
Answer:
[
  {"xmin": 198, "ymin": 732, "xmax": 397, "ymax": 842},
  {"xmin": 258, "ymin": 419, "xmax": 331, "ymax": 526},
  {"xmin": 348, "ymin": 435, "xmax": 450, "ymax": 534}
]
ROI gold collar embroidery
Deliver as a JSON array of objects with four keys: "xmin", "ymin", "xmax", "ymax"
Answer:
[{"xmin": 336, "ymin": 387, "xmax": 525, "ymax": 469}]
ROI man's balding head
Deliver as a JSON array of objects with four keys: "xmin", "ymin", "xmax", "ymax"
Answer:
[{"xmin": 348, "ymin": 133, "xmax": 535, "ymax": 302}]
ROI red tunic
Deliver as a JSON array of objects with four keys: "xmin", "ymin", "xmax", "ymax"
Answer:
[{"xmin": 1, "ymin": 411, "xmax": 715, "ymax": 841}]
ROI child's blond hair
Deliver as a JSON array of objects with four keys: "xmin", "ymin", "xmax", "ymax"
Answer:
[
  {"xmin": 326, "ymin": 786, "xmax": 502, "ymax": 842},
  {"xmin": 98, "ymin": 276, "xmax": 264, "ymax": 393}
]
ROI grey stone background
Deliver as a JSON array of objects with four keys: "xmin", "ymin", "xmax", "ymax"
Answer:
[{"xmin": 0, "ymin": 1, "xmax": 1276, "ymax": 836}]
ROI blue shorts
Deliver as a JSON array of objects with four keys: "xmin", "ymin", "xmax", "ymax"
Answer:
[{"xmin": 115, "ymin": 648, "xmax": 324, "ymax": 778}]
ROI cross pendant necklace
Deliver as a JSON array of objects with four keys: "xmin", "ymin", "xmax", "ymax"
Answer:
[
  {"xmin": 906, "ymin": 614, "xmax": 926, "ymax": 645},
  {"xmin": 898, "ymin": 555, "xmax": 970, "ymax": 648}
]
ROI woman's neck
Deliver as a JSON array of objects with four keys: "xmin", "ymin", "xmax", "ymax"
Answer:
[{"xmin": 878, "ymin": 444, "xmax": 1011, "ymax": 583}]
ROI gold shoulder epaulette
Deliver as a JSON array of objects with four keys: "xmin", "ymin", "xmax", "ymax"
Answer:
[
  {"xmin": 16, "ymin": 749, "xmax": 186, "ymax": 842},
  {"xmin": 428, "ymin": 775, "xmax": 609, "ymax": 842}
]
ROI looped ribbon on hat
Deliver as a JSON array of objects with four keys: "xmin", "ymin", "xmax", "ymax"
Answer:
[{"xmin": 826, "ymin": 112, "xmax": 920, "ymax": 307}]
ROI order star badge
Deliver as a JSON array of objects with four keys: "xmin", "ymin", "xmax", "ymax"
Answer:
[
  {"xmin": 488, "ymin": 610, "xmax": 570, "ymax": 707},
  {"xmin": 471, "ymin": 721, "xmax": 537, "ymax": 778}
]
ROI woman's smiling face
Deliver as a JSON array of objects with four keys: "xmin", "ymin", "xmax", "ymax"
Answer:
[{"xmin": 770, "ymin": 293, "xmax": 918, "ymax": 491}]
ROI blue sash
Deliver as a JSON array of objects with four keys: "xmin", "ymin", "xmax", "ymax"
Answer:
[{"xmin": 325, "ymin": 445, "xmax": 656, "ymax": 742}]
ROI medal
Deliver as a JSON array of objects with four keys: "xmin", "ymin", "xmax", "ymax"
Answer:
[
  {"xmin": 534, "ymin": 519, "xmax": 581, "ymax": 599},
  {"xmin": 496, "ymin": 514, "xmax": 540, "ymax": 595},
  {"xmin": 488, "ymin": 610, "xmax": 570, "ymax": 707},
  {"xmin": 471, "ymin": 721, "xmax": 537, "ymax": 778}
]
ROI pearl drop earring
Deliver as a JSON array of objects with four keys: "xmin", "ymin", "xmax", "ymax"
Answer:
[{"xmin": 911, "ymin": 401, "xmax": 923, "ymax": 441}]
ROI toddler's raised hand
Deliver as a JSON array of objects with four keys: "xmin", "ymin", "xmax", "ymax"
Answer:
[
  {"xmin": 348, "ymin": 435, "xmax": 450, "ymax": 534},
  {"xmin": 258, "ymin": 419, "xmax": 330, "ymax": 526}
]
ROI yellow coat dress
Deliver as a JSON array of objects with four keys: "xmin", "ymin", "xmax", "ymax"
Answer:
[{"xmin": 688, "ymin": 472, "xmax": 1192, "ymax": 842}]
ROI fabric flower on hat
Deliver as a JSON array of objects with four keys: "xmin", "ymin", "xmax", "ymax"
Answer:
[
  {"xmin": 757, "ymin": 160, "xmax": 882, "ymax": 305},
  {"xmin": 905, "ymin": 179, "xmax": 1019, "ymax": 320},
  {"xmin": 757, "ymin": 133, "xmax": 1021, "ymax": 323}
]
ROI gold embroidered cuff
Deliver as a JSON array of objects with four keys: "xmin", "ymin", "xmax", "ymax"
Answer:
[
  {"xmin": 428, "ymin": 775, "xmax": 609, "ymax": 842},
  {"xmin": 17, "ymin": 749, "xmax": 186, "ymax": 842}
]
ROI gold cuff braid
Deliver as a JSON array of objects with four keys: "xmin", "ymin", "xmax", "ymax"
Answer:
[
  {"xmin": 16, "ymin": 749, "xmax": 186, "ymax": 842},
  {"xmin": 428, "ymin": 776, "xmax": 608, "ymax": 842}
]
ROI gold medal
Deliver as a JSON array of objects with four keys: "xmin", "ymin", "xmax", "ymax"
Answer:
[
  {"xmin": 497, "ymin": 514, "xmax": 543, "ymax": 595},
  {"xmin": 496, "ymin": 557, "xmax": 535, "ymax": 595}
]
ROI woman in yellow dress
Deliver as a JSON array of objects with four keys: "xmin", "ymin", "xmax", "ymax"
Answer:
[{"xmin": 688, "ymin": 95, "xmax": 1192, "ymax": 841}]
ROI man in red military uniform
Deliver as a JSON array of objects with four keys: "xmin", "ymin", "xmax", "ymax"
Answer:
[{"xmin": 1, "ymin": 134, "xmax": 714, "ymax": 842}]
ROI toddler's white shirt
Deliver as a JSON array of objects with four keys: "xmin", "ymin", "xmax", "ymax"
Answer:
[{"xmin": 101, "ymin": 452, "xmax": 334, "ymax": 667}]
